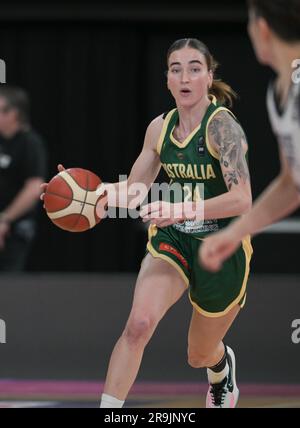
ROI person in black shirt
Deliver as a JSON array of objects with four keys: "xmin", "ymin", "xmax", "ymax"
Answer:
[{"xmin": 0, "ymin": 86, "xmax": 47, "ymax": 271}]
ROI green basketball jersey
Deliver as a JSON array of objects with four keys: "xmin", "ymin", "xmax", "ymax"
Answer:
[{"xmin": 156, "ymin": 96, "xmax": 247, "ymax": 239}]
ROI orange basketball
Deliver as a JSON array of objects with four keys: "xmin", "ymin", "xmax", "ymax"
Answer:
[{"xmin": 44, "ymin": 168, "xmax": 107, "ymax": 232}]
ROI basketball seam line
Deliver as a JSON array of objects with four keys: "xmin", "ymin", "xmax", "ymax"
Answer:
[
  {"xmin": 71, "ymin": 171, "xmax": 90, "ymax": 230},
  {"xmin": 45, "ymin": 191, "xmax": 97, "ymax": 207},
  {"xmin": 65, "ymin": 170, "xmax": 95, "ymax": 193}
]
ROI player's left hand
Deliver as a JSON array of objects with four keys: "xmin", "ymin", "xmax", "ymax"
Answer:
[
  {"xmin": 40, "ymin": 164, "xmax": 66, "ymax": 207},
  {"xmin": 140, "ymin": 201, "xmax": 185, "ymax": 228}
]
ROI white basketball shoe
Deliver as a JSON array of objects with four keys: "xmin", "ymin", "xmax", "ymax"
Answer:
[{"xmin": 206, "ymin": 346, "xmax": 239, "ymax": 408}]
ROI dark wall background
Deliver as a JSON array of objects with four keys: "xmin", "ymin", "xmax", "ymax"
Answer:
[{"xmin": 0, "ymin": 1, "xmax": 299, "ymax": 273}]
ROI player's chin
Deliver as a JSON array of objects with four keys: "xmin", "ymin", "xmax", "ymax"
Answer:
[{"xmin": 176, "ymin": 98, "xmax": 195, "ymax": 108}]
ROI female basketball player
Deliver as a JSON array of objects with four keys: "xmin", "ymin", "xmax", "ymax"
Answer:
[
  {"xmin": 200, "ymin": 0, "xmax": 300, "ymax": 272},
  {"xmin": 41, "ymin": 38, "xmax": 253, "ymax": 408}
]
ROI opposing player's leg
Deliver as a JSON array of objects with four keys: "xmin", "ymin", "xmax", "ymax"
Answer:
[
  {"xmin": 187, "ymin": 305, "xmax": 240, "ymax": 408},
  {"xmin": 101, "ymin": 252, "xmax": 187, "ymax": 406}
]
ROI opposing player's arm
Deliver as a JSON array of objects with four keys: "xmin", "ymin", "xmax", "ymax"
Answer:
[
  {"xmin": 227, "ymin": 149, "xmax": 300, "ymax": 239},
  {"xmin": 100, "ymin": 115, "xmax": 163, "ymax": 209},
  {"xmin": 199, "ymin": 125, "xmax": 300, "ymax": 272},
  {"xmin": 267, "ymin": 148, "xmax": 300, "ymax": 217},
  {"xmin": 196, "ymin": 110, "xmax": 252, "ymax": 220}
]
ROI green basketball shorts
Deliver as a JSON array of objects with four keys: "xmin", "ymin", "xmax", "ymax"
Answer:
[{"xmin": 146, "ymin": 224, "xmax": 253, "ymax": 318}]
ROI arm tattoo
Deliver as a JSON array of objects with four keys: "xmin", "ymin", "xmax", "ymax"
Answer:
[{"xmin": 208, "ymin": 111, "xmax": 250, "ymax": 190}]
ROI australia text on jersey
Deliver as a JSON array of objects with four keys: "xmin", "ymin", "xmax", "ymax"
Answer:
[
  {"xmin": 0, "ymin": 59, "xmax": 6, "ymax": 83},
  {"xmin": 162, "ymin": 162, "xmax": 216, "ymax": 180}
]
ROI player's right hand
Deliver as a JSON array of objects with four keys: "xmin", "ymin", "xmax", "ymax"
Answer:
[
  {"xmin": 40, "ymin": 164, "xmax": 66, "ymax": 205},
  {"xmin": 199, "ymin": 228, "xmax": 241, "ymax": 272}
]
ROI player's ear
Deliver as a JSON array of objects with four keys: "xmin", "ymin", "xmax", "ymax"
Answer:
[
  {"xmin": 208, "ymin": 70, "xmax": 213, "ymax": 89},
  {"xmin": 257, "ymin": 16, "xmax": 272, "ymax": 43}
]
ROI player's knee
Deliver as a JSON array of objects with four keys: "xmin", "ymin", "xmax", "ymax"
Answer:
[
  {"xmin": 187, "ymin": 348, "xmax": 210, "ymax": 368},
  {"xmin": 123, "ymin": 316, "xmax": 155, "ymax": 346}
]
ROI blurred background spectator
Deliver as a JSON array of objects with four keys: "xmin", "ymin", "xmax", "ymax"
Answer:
[{"xmin": 0, "ymin": 86, "xmax": 47, "ymax": 271}]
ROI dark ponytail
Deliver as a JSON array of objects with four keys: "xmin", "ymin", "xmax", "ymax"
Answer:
[{"xmin": 210, "ymin": 80, "xmax": 237, "ymax": 108}]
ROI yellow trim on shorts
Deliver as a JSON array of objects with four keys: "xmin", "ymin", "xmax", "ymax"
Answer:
[
  {"xmin": 205, "ymin": 107, "xmax": 237, "ymax": 161},
  {"xmin": 189, "ymin": 235, "xmax": 253, "ymax": 318},
  {"xmin": 147, "ymin": 224, "xmax": 189, "ymax": 288},
  {"xmin": 156, "ymin": 109, "xmax": 177, "ymax": 156},
  {"xmin": 148, "ymin": 223, "xmax": 158, "ymax": 239},
  {"xmin": 239, "ymin": 293, "xmax": 247, "ymax": 308}
]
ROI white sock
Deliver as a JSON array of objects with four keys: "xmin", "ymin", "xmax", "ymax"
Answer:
[
  {"xmin": 207, "ymin": 362, "xmax": 229, "ymax": 385},
  {"xmin": 100, "ymin": 393, "xmax": 125, "ymax": 408}
]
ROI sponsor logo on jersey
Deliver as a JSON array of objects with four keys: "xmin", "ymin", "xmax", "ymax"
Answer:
[
  {"xmin": 159, "ymin": 243, "xmax": 189, "ymax": 270},
  {"xmin": 176, "ymin": 152, "xmax": 185, "ymax": 160},
  {"xmin": 197, "ymin": 136, "xmax": 205, "ymax": 157}
]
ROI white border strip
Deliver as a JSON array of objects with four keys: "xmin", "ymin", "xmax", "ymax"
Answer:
[{"xmin": 263, "ymin": 218, "xmax": 300, "ymax": 234}]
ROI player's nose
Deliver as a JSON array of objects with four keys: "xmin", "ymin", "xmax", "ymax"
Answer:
[{"xmin": 181, "ymin": 69, "xmax": 190, "ymax": 83}]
